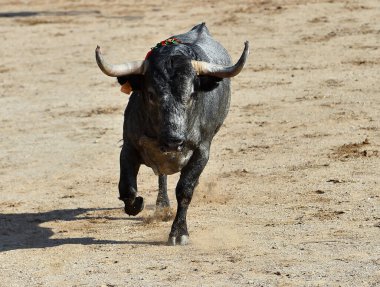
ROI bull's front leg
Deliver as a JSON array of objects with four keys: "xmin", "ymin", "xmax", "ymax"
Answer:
[
  {"xmin": 168, "ymin": 144, "xmax": 210, "ymax": 245},
  {"xmin": 119, "ymin": 144, "xmax": 144, "ymax": 216},
  {"xmin": 156, "ymin": 175, "xmax": 170, "ymax": 208}
]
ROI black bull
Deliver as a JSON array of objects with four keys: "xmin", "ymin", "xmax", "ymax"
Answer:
[{"xmin": 95, "ymin": 23, "xmax": 249, "ymax": 245}]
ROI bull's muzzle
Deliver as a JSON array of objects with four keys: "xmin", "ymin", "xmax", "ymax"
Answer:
[{"xmin": 160, "ymin": 136, "xmax": 185, "ymax": 152}]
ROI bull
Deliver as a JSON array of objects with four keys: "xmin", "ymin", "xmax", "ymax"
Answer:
[{"xmin": 95, "ymin": 23, "xmax": 249, "ymax": 245}]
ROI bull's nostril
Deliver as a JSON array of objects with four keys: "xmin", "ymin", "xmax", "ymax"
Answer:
[
  {"xmin": 167, "ymin": 140, "xmax": 183, "ymax": 148},
  {"xmin": 176, "ymin": 142, "xmax": 184, "ymax": 151},
  {"xmin": 173, "ymin": 140, "xmax": 184, "ymax": 147},
  {"xmin": 160, "ymin": 137, "xmax": 185, "ymax": 152}
]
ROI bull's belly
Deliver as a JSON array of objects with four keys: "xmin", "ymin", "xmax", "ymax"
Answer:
[{"xmin": 138, "ymin": 136, "xmax": 193, "ymax": 175}]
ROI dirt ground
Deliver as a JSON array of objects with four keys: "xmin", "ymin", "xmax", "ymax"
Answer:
[{"xmin": 0, "ymin": 0, "xmax": 379, "ymax": 286}]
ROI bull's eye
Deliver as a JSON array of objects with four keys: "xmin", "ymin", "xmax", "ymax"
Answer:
[
  {"xmin": 190, "ymin": 92, "xmax": 197, "ymax": 101},
  {"xmin": 147, "ymin": 92, "xmax": 155, "ymax": 104},
  {"xmin": 187, "ymin": 86, "xmax": 196, "ymax": 103}
]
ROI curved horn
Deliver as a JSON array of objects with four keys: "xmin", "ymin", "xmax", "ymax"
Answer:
[
  {"xmin": 95, "ymin": 46, "xmax": 146, "ymax": 77},
  {"xmin": 191, "ymin": 41, "xmax": 249, "ymax": 78}
]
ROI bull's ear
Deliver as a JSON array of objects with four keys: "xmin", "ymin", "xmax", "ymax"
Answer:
[
  {"xmin": 195, "ymin": 75, "xmax": 222, "ymax": 92},
  {"xmin": 117, "ymin": 75, "xmax": 144, "ymax": 92}
]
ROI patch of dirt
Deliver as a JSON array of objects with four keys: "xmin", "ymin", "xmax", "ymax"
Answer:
[
  {"xmin": 342, "ymin": 59, "xmax": 380, "ymax": 66},
  {"xmin": 330, "ymin": 138, "xmax": 379, "ymax": 160},
  {"xmin": 15, "ymin": 17, "xmax": 73, "ymax": 26},
  {"xmin": 311, "ymin": 209, "xmax": 345, "ymax": 221},
  {"xmin": 58, "ymin": 106, "xmax": 122, "ymax": 118},
  {"xmin": 142, "ymin": 207, "xmax": 175, "ymax": 225},
  {"xmin": 0, "ymin": 65, "xmax": 13, "ymax": 73},
  {"xmin": 193, "ymin": 178, "xmax": 231, "ymax": 205}
]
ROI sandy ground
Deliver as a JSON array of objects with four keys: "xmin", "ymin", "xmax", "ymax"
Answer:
[{"xmin": 0, "ymin": 0, "xmax": 379, "ymax": 286}]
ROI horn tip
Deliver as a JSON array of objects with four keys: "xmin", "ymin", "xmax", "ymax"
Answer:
[
  {"xmin": 96, "ymin": 45, "xmax": 101, "ymax": 52},
  {"xmin": 244, "ymin": 41, "xmax": 250, "ymax": 55}
]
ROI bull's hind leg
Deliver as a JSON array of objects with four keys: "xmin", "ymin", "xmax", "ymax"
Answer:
[
  {"xmin": 168, "ymin": 145, "xmax": 209, "ymax": 246},
  {"xmin": 156, "ymin": 175, "xmax": 170, "ymax": 208},
  {"xmin": 119, "ymin": 144, "xmax": 144, "ymax": 216}
]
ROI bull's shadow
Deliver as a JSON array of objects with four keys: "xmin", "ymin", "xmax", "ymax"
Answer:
[{"xmin": 0, "ymin": 207, "xmax": 160, "ymax": 252}]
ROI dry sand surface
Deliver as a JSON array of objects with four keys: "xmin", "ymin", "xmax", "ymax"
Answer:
[{"xmin": 1, "ymin": 0, "xmax": 379, "ymax": 286}]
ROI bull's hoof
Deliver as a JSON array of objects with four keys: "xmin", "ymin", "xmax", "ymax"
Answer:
[
  {"xmin": 124, "ymin": 196, "xmax": 144, "ymax": 216},
  {"xmin": 167, "ymin": 235, "xmax": 189, "ymax": 246}
]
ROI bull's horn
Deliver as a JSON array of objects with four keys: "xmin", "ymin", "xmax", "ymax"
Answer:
[
  {"xmin": 191, "ymin": 41, "xmax": 249, "ymax": 78},
  {"xmin": 95, "ymin": 46, "xmax": 146, "ymax": 77}
]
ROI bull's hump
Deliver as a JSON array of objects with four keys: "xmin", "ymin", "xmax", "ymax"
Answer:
[
  {"xmin": 174, "ymin": 23, "xmax": 211, "ymax": 45},
  {"xmin": 191, "ymin": 22, "xmax": 210, "ymax": 36},
  {"xmin": 138, "ymin": 136, "xmax": 193, "ymax": 176}
]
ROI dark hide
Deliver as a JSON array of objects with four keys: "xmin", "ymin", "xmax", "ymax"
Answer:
[{"xmin": 116, "ymin": 23, "xmax": 239, "ymax": 245}]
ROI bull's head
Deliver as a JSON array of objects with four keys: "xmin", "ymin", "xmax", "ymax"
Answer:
[{"xmin": 95, "ymin": 41, "xmax": 249, "ymax": 151}]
